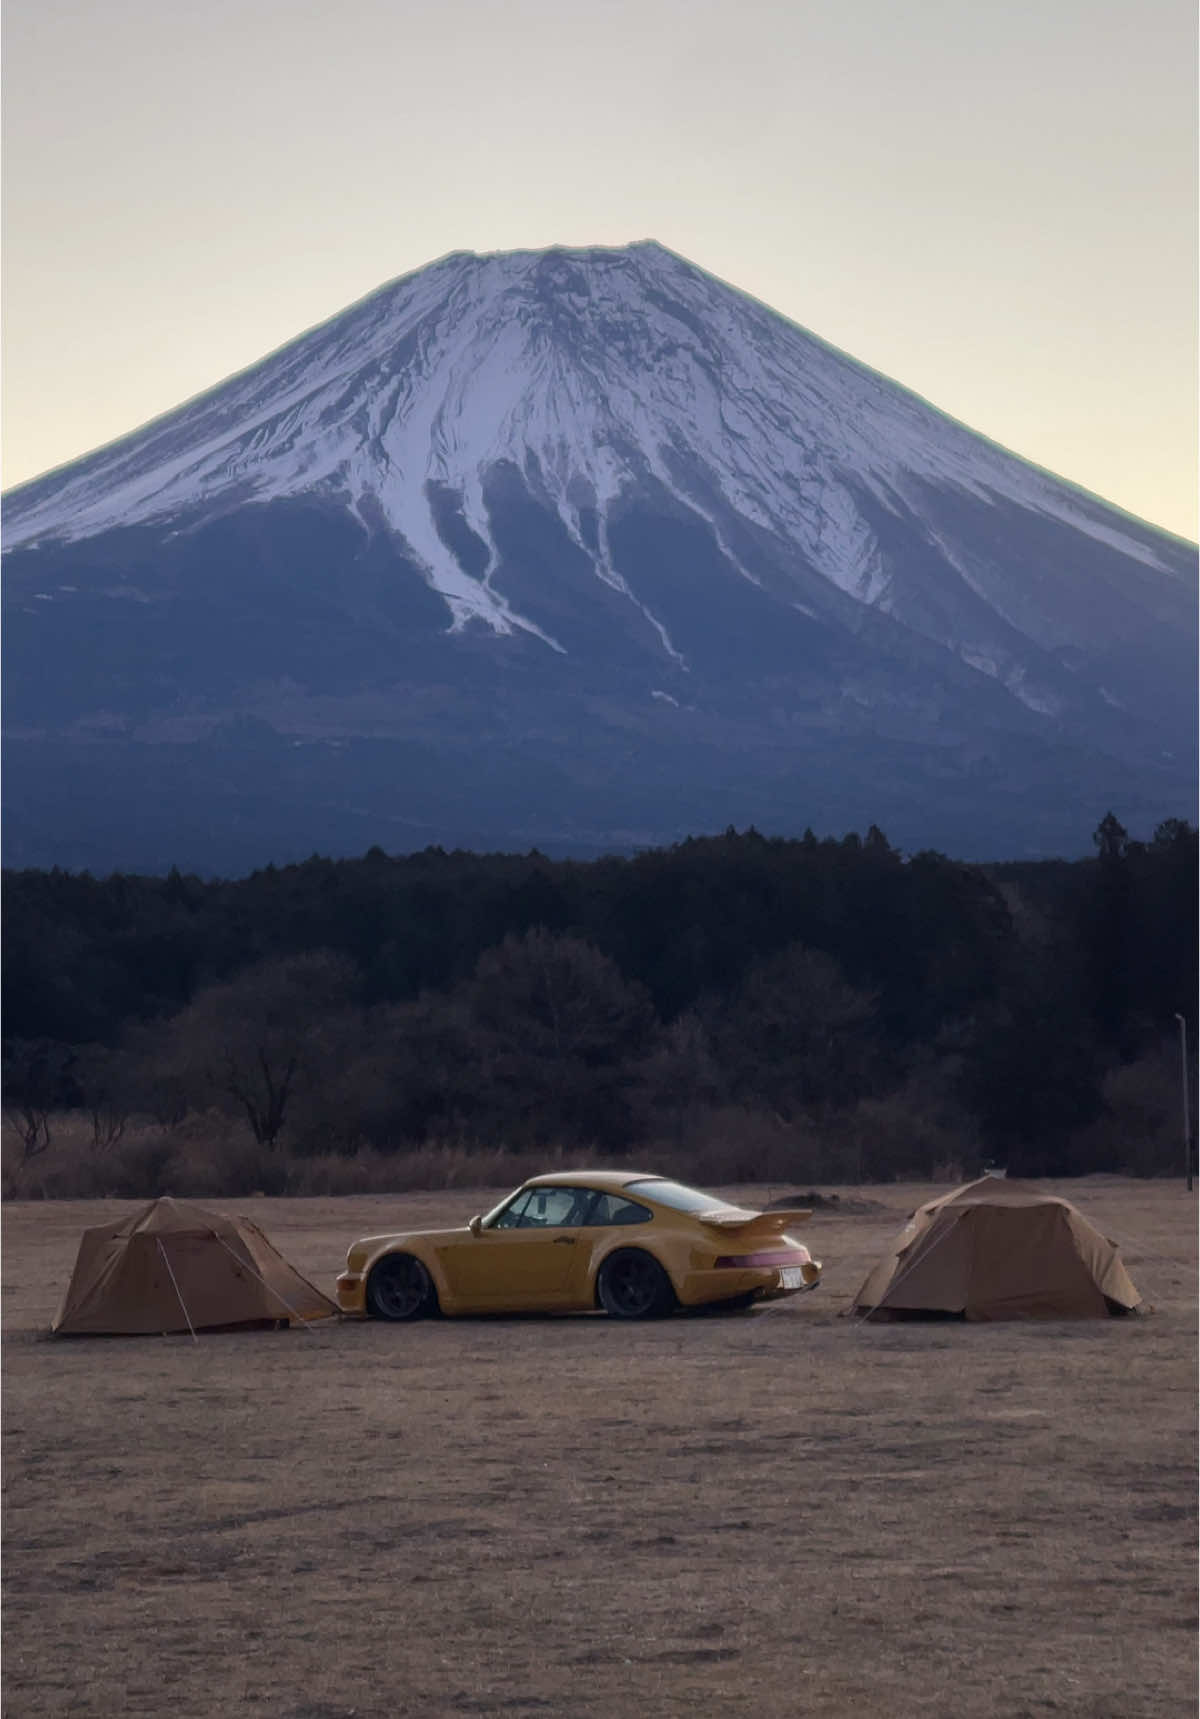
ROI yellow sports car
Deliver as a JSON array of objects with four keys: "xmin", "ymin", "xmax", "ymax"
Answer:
[{"xmin": 336, "ymin": 1171, "xmax": 821, "ymax": 1320}]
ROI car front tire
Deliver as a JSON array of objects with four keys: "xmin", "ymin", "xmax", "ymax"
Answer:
[
  {"xmin": 365, "ymin": 1252, "xmax": 438, "ymax": 1321},
  {"xmin": 596, "ymin": 1249, "xmax": 676, "ymax": 1320}
]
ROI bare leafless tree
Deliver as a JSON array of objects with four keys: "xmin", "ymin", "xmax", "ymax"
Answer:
[
  {"xmin": 160, "ymin": 952, "xmax": 357, "ymax": 1146},
  {"xmin": 2, "ymin": 1039, "xmax": 72, "ymax": 1163}
]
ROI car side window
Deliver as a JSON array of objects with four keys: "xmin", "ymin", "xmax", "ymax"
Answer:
[
  {"xmin": 583, "ymin": 1193, "xmax": 652, "ymax": 1227},
  {"xmin": 490, "ymin": 1188, "xmax": 583, "ymax": 1230}
]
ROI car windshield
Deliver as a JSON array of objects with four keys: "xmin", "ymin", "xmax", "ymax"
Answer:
[
  {"xmin": 480, "ymin": 1189, "xmax": 522, "ymax": 1228},
  {"xmin": 624, "ymin": 1178, "xmax": 733, "ymax": 1214}
]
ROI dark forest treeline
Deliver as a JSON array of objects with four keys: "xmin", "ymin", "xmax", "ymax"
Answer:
[{"xmin": 3, "ymin": 816, "xmax": 1196, "ymax": 1194}]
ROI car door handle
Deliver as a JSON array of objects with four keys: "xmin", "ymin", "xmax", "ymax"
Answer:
[{"xmin": 552, "ymin": 1235, "xmax": 577, "ymax": 1245}]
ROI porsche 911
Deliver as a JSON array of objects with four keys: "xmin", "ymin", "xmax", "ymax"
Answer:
[{"xmin": 336, "ymin": 1171, "xmax": 821, "ymax": 1320}]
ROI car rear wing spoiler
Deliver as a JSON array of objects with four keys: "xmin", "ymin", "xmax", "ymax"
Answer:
[{"xmin": 698, "ymin": 1208, "xmax": 812, "ymax": 1235}]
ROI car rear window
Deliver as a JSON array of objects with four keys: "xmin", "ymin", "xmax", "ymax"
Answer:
[
  {"xmin": 583, "ymin": 1193, "xmax": 652, "ymax": 1226},
  {"xmin": 624, "ymin": 1178, "xmax": 728, "ymax": 1214}
]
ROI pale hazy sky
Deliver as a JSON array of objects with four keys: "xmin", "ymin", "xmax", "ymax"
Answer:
[{"xmin": 3, "ymin": 0, "xmax": 1196, "ymax": 539}]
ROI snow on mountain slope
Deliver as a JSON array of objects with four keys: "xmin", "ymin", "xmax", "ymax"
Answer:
[{"xmin": 6, "ymin": 241, "xmax": 1184, "ymax": 665}]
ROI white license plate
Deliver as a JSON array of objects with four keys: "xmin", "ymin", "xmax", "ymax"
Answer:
[{"xmin": 778, "ymin": 1267, "xmax": 806, "ymax": 1288}]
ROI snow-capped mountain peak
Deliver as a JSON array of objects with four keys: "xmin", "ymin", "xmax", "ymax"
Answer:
[
  {"xmin": 3, "ymin": 242, "xmax": 1194, "ymax": 873},
  {"xmin": 6, "ymin": 241, "xmax": 1180, "ymax": 648}
]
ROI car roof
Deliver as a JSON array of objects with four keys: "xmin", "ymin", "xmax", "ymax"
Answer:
[{"xmin": 522, "ymin": 1170, "xmax": 666, "ymax": 1193}]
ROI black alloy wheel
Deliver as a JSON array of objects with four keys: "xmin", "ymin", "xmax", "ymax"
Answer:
[
  {"xmin": 596, "ymin": 1250, "xmax": 676, "ymax": 1320},
  {"xmin": 365, "ymin": 1253, "xmax": 438, "ymax": 1321}
]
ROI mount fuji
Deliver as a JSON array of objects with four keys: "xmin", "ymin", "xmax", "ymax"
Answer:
[{"xmin": 4, "ymin": 241, "xmax": 1195, "ymax": 873}]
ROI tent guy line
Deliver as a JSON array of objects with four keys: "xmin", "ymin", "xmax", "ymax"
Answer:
[{"xmin": 208, "ymin": 1231, "xmax": 326, "ymax": 1335}]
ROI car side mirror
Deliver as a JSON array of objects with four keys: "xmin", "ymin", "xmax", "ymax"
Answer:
[{"xmin": 468, "ymin": 1215, "xmax": 482, "ymax": 1236}]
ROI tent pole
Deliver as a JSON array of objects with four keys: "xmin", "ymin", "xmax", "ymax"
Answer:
[
  {"xmin": 208, "ymin": 1233, "xmax": 325, "ymax": 1333},
  {"xmin": 156, "ymin": 1239, "xmax": 199, "ymax": 1343},
  {"xmin": 857, "ymin": 1216, "xmax": 962, "ymax": 1323}
]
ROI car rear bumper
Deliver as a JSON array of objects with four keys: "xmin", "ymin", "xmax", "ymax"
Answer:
[
  {"xmin": 678, "ymin": 1259, "xmax": 821, "ymax": 1307},
  {"xmin": 756, "ymin": 1261, "xmax": 822, "ymax": 1301}
]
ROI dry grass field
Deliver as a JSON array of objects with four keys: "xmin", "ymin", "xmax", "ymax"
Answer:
[{"xmin": 3, "ymin": 1177, "xmax": 1196, "ymax": 1719}]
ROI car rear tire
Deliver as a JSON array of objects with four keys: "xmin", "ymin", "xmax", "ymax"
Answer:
[
  {"xmin": 365, "ymin": 1253, "xmax": 438, "ymax": 1321},
  {"xmin": 597, "ymin": 1250, "xmax": 676, "ymax": 1320}
]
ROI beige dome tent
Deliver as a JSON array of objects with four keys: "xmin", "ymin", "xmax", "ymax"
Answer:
[
  {"xmin": 852, "ymin": 1177, "xmax": 1141, "ymax": 1321},
  {"xmin": 52, "ymin": 1197, "xmax": 338, "ymax": 1336}
]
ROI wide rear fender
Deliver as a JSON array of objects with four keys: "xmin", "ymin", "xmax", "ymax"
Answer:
[{"xmin": 587, "ymin": 1236, "xmax": 682, "ymax": 1301}]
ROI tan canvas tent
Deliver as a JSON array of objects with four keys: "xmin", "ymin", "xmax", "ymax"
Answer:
[
  {"xmin": 52, "ymin": 1197, "xmax": 338, "ymax": 1335},
  {"xmin": 851, "ymin": 1177, "xmax": 1141, "ymax": 1321}
]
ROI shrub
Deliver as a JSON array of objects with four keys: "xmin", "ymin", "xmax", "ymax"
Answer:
[{"xmin": 1065, "ymin": 1044, "xmax": 1188, "ymax": 1177}]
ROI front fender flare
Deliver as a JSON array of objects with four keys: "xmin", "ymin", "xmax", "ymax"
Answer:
[{"xmin": 364, "ymin": 1241, "xmax": 451, "ymax": 1311}]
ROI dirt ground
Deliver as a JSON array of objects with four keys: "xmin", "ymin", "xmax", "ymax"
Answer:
[{"xmin": 3, "ymin": 1177, "xmax": 1196, "ymax": 1719}]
